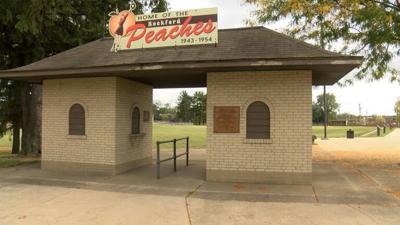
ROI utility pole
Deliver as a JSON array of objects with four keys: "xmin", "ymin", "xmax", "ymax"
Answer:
[
  {"xmin": 323, "ymin": 85, "xmax": 328, "ymax": 139},
  {"xmin": 319, "ymin": 14, "xmax": 328, "ymax": 140}
]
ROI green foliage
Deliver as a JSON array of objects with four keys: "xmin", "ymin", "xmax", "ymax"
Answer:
[
  {"xmin": 245, "ymin": 0, "xmax": 400, "ymax": 83},
  {"xmin": 176, "ymin": 91, "xmax": 207, "ymax": 124},
  {"xmin": 0, "ymin": 80, "xmax": 21, "ymax": 137},
  {"xmin": 147, "ymin": 0, "xmax": 169, "ymax": 13},
  {"xmin": 0, "ymin": 131, "xmax": 12, "ymax": 148},
  {"xmin": 191, "ymin": 91, "xmax": 206, "ymax": 125},
  {"xmin": 177, "ymin": 91, "xmax": 193, "ymax": 122},
  {"xmin": 153, "ymin": 101, "xmax": 162, "ymax": 120},
  {"xmin": 395, "ymin": 98, "xmax": 400, "ymax": 122},
  {"xmin": 375, "ymin": 115, "xmax": 385, "ymax": 125},
  {"xmin": 153, "ymin": 101, "xmax": 177, "ymax": 121},
  {"xmin": 0, "ymin": 0, "xmax": 169, "ymax": 68},
  {"xmin": 0, "ymin": 0, "xmax": 169, "ymax": 154},
  {"xmin": 312, "ymin": 103, "xmax": 324, "ymax": 124},
  {"xmin": 312, "ymin": 93, "xmax": 340, "ymax": 123},
  {"xmin": 155, "ymin": 91, "xmax": 207, "ymax": 124}
]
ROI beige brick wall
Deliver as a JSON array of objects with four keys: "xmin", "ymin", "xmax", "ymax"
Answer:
[
  {"xmin": 42, "ymin": 77, "xmax": 152, "ymax": 174},
  {"xmin": 206, "ymin": 71, "xmax": 312, "ymax": 184},
  {"xmin": 42, "ymin": 77, "xmax": 117, "ymax": 167},
  {"xmin": 115, "ymin": 77, "xmax": 153, "ymax": 170}
]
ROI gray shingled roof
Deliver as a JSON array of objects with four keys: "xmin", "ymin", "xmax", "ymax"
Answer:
[
  {"xmin": 0, "ymin": 27, "xmax": 362, "ymax": 87},
  {"xmin": 11, "ymin": 27, "xmax": 341, "ymax": 71}
]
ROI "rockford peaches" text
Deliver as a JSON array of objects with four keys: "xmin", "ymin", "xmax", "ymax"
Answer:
[{"xmin": 125, "ymin": 16, "xmax": 216, "ymax": 48}]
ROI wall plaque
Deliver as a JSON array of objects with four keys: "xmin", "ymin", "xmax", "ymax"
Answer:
[
  {"xmin": 214, "ymin": 106, "xmax": 240, "ymax": 133},
  {"xmin": 143, "ymin": 111, "xmax": 150, "ymax": 122}
]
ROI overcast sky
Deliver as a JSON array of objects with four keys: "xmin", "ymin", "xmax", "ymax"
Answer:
[{"xmin": 153, "ymin": 0, "xmax": 400, "ymax": 116}]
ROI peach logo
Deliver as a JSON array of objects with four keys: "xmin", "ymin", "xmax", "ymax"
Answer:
[
  {"xmin": 108, "ymin": 3, "xmax": 136, "ymax": 52},
  {"xmin": 108, "ymin": 10, "xmax": 136, "ymax": 37}
]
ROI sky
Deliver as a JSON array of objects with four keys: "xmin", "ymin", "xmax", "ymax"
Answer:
[{"xmin": 153, "ymin": 0, "xmax": 400, "ymax": 116}]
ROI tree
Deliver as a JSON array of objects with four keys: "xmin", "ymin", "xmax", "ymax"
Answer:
[
  {"xmin": 313, "ymin": 93, "xmax": 340, "ymax": 123},
  {"xmin": 159, "ymin": 103, "xmax": 177, "ymax": 121},
  {"xmin": 0, "ymin": 0, "xmax": 169, "ymax": 154},
  {"xmin": 0, "ymin": 80, "xmax": 21, "ymax": 154},
  {"xmin": 176, "ymin": 91, "xmax": 193, "ymax": 122},
  {"xmin": 312, "ymin": 103, "xmax": 324, "ymax": 124},
  {"xmin": 153, "ymin": 101, "xmax": 177, "ymax": 121},
  {"xmin": 395, "ymin": 98, "xmax": 400, "ymax": 123},
  {"xmin": 153, "ymin": 100, "xmax": 162, "ymax": 120},
  {"xmin": 375, "ymin": 115, "xmax": 385, "ymax": 126},
  {"xmin": 245, "ymin": 0, "xmax": 400, "ymax": 83},
  {"xmin": 191, "ymin": 91, "xmax": 207, "ymax": 125}
]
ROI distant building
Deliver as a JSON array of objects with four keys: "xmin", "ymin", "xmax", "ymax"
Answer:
[{"xmin": 328, "ymin": 120, "xmax": 348, "ymax": 126}]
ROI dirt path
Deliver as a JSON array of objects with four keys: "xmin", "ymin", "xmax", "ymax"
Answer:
[{"xmin": 315, "ymin": 128, "xmax": 400, "ymax": 169}]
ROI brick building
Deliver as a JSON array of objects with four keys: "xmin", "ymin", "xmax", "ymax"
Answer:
[{"xmin": 0, "ymin": 27, "xmax": 362, "ymax": 184}]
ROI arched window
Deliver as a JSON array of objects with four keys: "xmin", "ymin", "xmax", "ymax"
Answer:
[
  {"xmin": 246, "ymin": 101, "xmax": 270, "ymax": 139},
  {"xmin": 69, "ymin": 104, "xmax": 85, "ymax": 135},
  {"xmin": 132, "ymin": 107, "xmax": 140, "ymax": 134}
]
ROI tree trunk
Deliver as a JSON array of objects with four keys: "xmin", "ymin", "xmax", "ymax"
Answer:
[
  {"xmin": 21, "ymin": 82, "xmax": 31, "ymax": 155},
  {"xmin": 30, "ymin": 84, "xmax": 42, "ymax": 154},
  {"xmin": 11, "ymin": 117, "xmax": 21, "ymax": 154},
  {"xmin": 20, "ymin": 83, "xmax": 42, "ymax": 155}
]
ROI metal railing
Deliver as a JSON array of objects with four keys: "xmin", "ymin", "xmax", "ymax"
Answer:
[{"xmin": 156, "ymin": 136, "xmax": 189, "ymax": 179}]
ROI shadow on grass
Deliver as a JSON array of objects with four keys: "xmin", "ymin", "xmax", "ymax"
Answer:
[{"xmin": 0, "ymin": 151, "xmax": 40, "ymax": 168}]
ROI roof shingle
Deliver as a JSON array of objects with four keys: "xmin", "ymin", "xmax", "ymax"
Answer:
[
  {"xmin": 11, "ymin": 26, "xmax": 343, "ymax": 72},
  {"xmin": 0, "ymin": 27, "xmax": 362, "ymax": 86}
]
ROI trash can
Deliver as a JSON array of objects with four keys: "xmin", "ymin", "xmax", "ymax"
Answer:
[
  {"xmin": 312, "ymin": 135, "xmax": 317, "ymax": 144},
  {"xmin": 346, "ymin": 129, "xmax": 354, "ymax": 139}
]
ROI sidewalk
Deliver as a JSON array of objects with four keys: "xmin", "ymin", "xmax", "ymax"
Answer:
[
  {"xmin": 1, "ymin": 135, "xmax": 400, "ymax": 224},
  {"xmin": 0, "ymin": 149, "xmax": 398, "ymax": 206}
]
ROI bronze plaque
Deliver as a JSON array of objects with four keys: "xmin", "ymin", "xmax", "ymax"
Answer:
[
  {"xmin": 214, "ymin": 106, "xmax": 240, "ymax": 133},
  {"xmin": 143, "ymin": 111, "xmax": 150, "ymax": 122}
]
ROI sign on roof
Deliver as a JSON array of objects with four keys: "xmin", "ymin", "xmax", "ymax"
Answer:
[{"xmin": 108, "ymin": 7, "xmax": 218, "ymax": 52}]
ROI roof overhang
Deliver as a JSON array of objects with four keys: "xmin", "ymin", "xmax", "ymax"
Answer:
[{"xmin": 0, "ymin": 56, "xmax": 363, "ymax": 88}]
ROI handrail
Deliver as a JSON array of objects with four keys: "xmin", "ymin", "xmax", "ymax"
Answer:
[{"xmin": 156, "ymin": 136, "xmax": 189, "ymax": 179}]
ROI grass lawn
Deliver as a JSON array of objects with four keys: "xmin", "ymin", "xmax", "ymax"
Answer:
[
  {"xmin": 0, "ymin": 124, "xmax": 389, "ymax": 155},
  {"xmin": 0, "ymin": 131, "xmax": 39, "ymax": 168},
  {"xmin": 153, "ymin": 122, "xmax": 206, "ymax": 149},
  {"xmin": 0, "ymin": 150, "xmax": 40, "ymax": 168},
  {"xmin": 0, "ymin": 132, "xmax": 13, "ymax": 148},
  {"xmin": 153, "ymin": 124, "xmax": 380, "ymax": 148},
  {"xmin": 312, "ymin": 126, "xmax": 376, "ymax": 139},
  {"xmin": 363, "ymin": 127, "xmax": 395, "ymax": 137}
]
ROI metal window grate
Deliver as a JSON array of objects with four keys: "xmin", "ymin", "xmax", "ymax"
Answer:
[
  {"xmin": 246, "ymin": 101, "xmax": 270, "ymax": 139},
  {"xmin": 69, "ymin": 104, "xmax": 85, "ymax": 135},
  {"xmin": 132, "ymin": 107, "xmax": 140, "ymax": 134}
]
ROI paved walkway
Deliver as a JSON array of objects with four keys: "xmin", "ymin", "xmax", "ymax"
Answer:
[
  {"xmin": 1, "ymin": 132, "xmax": 400, "ymax": 225},
  {"xmin": 1, "ymin": 154, "xmax": 400, "ymax": 224},
  {"xmin": 315, "ymin": 128, "xmax": 400, "ymax": 204}
]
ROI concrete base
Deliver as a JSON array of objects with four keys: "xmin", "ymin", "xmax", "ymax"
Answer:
[
  {"xmin": 206, "ymin": 169, "xmax": 312, "ymax": 185},
  {"xmin": 115, "ymin": 157, "xmax": 153, "ymax": 174},
  {"xmin": 42, "ymin": 157, "xmax": 152, "ymax": 175}
]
